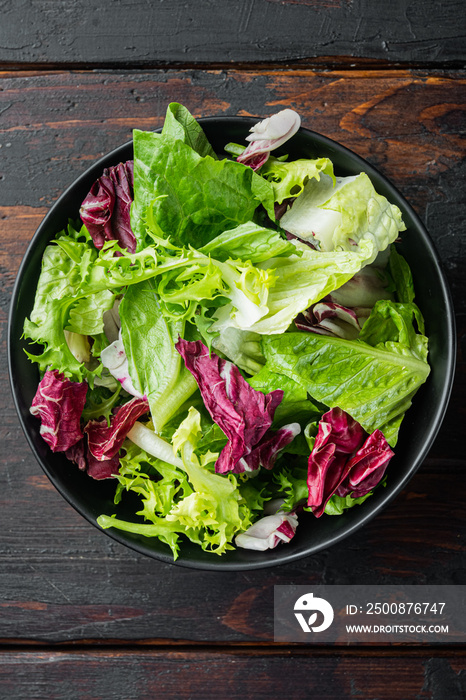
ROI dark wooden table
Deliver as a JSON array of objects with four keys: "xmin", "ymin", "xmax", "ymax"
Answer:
[{"xmin": 1, "ymin": 2, "xmax": 465, "ymax": 697}]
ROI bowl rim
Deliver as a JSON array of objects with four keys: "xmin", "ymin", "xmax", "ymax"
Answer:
[{"xmin": 8, "ymin": 116, "xmax": 457, "ymax": 571}]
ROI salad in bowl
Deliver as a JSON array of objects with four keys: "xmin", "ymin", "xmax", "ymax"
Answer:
[{"xmin": 13, "ymin": 103, "xmax": 443, "ymax": 567}]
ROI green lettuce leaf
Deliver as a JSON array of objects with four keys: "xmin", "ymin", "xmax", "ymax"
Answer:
[
  {"xmin": 211, "ymin": 237, "xmax": 376, "ymax": 335},
  {"xmin": 169, "ymin": 407, "xmax": 252, "ymax": 554},
  {"xmin": 199, "ymin": 221, "xmax": 296, "ymax": 263},
  {"xmin": 359, "ymin": 299, "xmax": 427, "ymax": 362},
  {"xmin": 82, "ymin": 384, "xmax": 122, "ymax": 423},
  {"xmin": 119, "ymin": 279, "xmax": 198, "ymax": 432},
  {"xmin": 324, "ymin": 492, "xmax": 374, "ymax": 515},
  {"xmin": 273, "ymin": 463, "xmax": 309, "ymax": 512},
  {"xmin": 212, "ymin": 327, "xmax": 265, "ymax": 375},
  {"xmin": 67, "ymin": 289, "xmax": 116, "ymax": 336},
  {"xmin": 280, "ymin": 172, "xmax": 406, "ymax": 264},
  {"xmin": 387, "ymin": 245, "xmax": 416, "ymax": 304},
  {"xmin": 97, "ymin": 407, "xmax": 253, "ymax": 558},
  {"xmin": 131, "ymin": 129, "xmax": 275, "ymax": 250},
  {"xmin": 261, "ymin": 156, "xmax": 335, "ymax": 204},
  {"xmin": 162, "ymin": 102, "xmax": 217, "ymax": 159},
  {"xmin": 23, "ymin": 224, "xmax": 118, "ymax": 381},
  {"xmin": 260, "ymin": 308, "xmax": 430, "ymax": 445},
  {"xmin": 249, "ymin": 364, "xmax": 324, "ymax": 427}
]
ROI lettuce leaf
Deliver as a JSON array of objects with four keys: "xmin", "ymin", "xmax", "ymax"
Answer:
[
  {"xmin": 23, "ymin": 224, "xmax": 119, "ymax": 381},
  {"xmin": 98, "ymin": 407, "xmax": 253, "ymax": 558},
  {"xmin": 248, "ymin": 364, "xmax": 323, "ymax": 427},
  {"xmin": 162, "ymin": 102, "xmax": 217, "ymax": 159},
  {"xmin": 119, "ymin": 279, "xmax": 198, "ymax": 432},
  {"xmin": 169, "ymin": 407, "xmax": 251, "ymax": 553},
  {"xmin": 387, "ymin": 244, "xmax": 416, "ymax": 304},
  {"xmin": 261, "ymin": 156, "xmax": 335, "ymax": 204},
  {"xmin": 211, "ymin": 237, "xmax": 377, "ymax": 335},
  {"xmin": 260, "ymin": 301, "xmax": 430, "ymax": 446},
  {"xmin": 131, "ymin": 129, "xmax": 275, "ymax": 250},
  {"xmin": 358, "ymin": 299, "xmax": 427, "ymax": 362},
  {"xmin": 273, "ymin": 463, "xmax": 309, "ymax": 512},
  {"xmin": 324, "ymin": 491, "xmax": 374, "ymax": 515},
  {"xmin": 280, "ymin": 172, "xmax": 405, "ymax": 264},
  {"xmin": 212, "ymin": 327, "xmax": 265, "ymax": 375},
  {"xmin": 199, "ymin": 221, "xmax": 296, "ymax": 263}
]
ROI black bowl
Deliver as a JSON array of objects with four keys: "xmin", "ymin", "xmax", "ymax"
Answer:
[{"xmin": 8, "ymin": 117, "xmax": 456, "ymax": 570}]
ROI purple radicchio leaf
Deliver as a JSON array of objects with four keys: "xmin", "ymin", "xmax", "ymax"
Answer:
[
  {"xmin": 238, "ymin": 151, "xmax": 270, "ymax": 171},
  {"xmin": 235, "ymin": 511, "xmax": 298, "ymax": 551},
  {"xmin": 80, "ymin": 161, "xmax": 136, "ymax": 253},
  {"xmin": 241, "ymin": 422, "xmax": 301, "ymax": 472},
  {"xmin": 65, "ymin": 438, "xmax": 121, "ymax": 480},
  {"xmin": 336, "ymin": 429, "xmax": 394, "ymax": 499},
  {"xmin": 85, "ymin": 396, "xmax": 150, "ymax": 461},
  {"xmin": 30, "ymin": 369, "xmax": 88, "ymax": 452},
  {"xmin": 328, "ymin": 267, "xmax": 394, "ymax": 308},
  {"xmin": 295, "ymin": 299, "xmax": 364, "ymax": 340},
  {"xmin": 175, "ymin": 338, "xmax": 285, "ymax": 474},
  {"xmin": 295, "ymin": 266, "xmax": 393, "ymax": 339},
  {"xmin": 237, "ymin": 109, "xmax": 301, "ymax": 170},
  {"xmin": 100, "ymin": 333, "xmax": 146, "ymax": 399},
  {"xmin": 307, "ymin": 408, "xmax": 393, "ymax": 517}
]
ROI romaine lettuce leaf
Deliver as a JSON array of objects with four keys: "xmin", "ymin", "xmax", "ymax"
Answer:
[
  {"xmin": 358, "ymin": 299, "xmax": 427, "ymax": 362},
  {"xmin": 119, "ymin": 279, "xmax": 198, "ymax": 432},
  {"xmin": 212, "ymin": 327, "xmax": 265, "ymax": 375},
  {"xmin": 249, "ymin": 364, "xmax": 323, "ymax": 427},
  {"xmin": 162, "ymin": 102, "xmax": 217, "ymax": 159},
  {"xmin": 131, "ymin": 129, "xmax": 275, "ymax": 250},
  {"xmin": 387, "ymin": 244, "xmax": 416, "ymax": 304},
  {"xmin": 199, "ymin": 221, "xmax": 296, "ymax": 263},
  {"xmin": 260, "ymin": 302, "xmax": 430, "ymax": 446}
]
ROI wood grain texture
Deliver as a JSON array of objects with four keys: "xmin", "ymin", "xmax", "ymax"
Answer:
[
  {"xmin": 0, "ymin": 650, "xmax": 465, "ymax": 699},
  {"xmin": 0, "ymin": 0, "xmax": 465, "ymax": 66},
  {"xmin": 0, "ymin": 465, "xmax": 464, "ymax": 642}
]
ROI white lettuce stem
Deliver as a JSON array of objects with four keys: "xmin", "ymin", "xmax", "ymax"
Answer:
[{"xmin": 127, "ymin": 422, "xmax": 185, "ymax": 469}]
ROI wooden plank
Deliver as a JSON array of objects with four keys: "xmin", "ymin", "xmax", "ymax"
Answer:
[
  {"xmin": 0, "ymin": 0, "xmax": 464, "ymax": 67},
  {"xmin": 0, "ymin": 470, "xmax": 464, "ymax": 643},
  {"xmin": 1, "ymin": 650, "xmax": 466, "ymax": 699}
]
